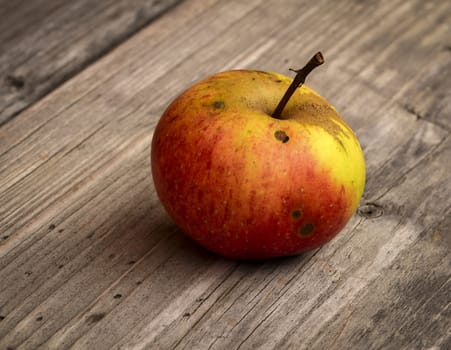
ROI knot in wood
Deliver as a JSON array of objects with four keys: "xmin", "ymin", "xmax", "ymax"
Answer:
[
  {"xmin": 5, "ymin": 75, "xmax": 25, "ymax": 89},
  {"xmin": 357, "ymin": 203, "xmax": 384, "ymax": 219}
]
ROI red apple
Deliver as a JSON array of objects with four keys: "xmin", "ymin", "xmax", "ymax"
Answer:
[{"xmin": 151, "ymin": 53, "xmax": 365, "ymax": 259}]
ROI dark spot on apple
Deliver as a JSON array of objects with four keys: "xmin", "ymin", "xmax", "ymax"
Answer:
[
  {"xmin": 213, "ymin": 101, "xmax": 225, "ymax": 109},
  {"xmin": 274, "ymin": 130, "xmax": 289, "ymax": 143},
  {"xmin": 292, "ymin": 210, "xmax": 302, "ymax": 219},
  {"xmin": 299, "ymin": 223, "xmax": 314, "ymax": 236}
]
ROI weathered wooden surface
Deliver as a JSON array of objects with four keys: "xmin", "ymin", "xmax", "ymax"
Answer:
[
  {"xmin": 0, "ymin": 0, "xmax": 450, "ymax": 349},
  {"xmin": 0, "ymin": 0, "xmax": 182, "ymax": 126}
]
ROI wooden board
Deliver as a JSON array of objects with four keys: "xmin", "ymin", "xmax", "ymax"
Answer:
[
  {"xmin": 0, "ymin": 0, "xmax": 450, "ymax": 349},
  {"xmin": 0, "ymin": 0, "xmax": 183, "ymax": 126}
]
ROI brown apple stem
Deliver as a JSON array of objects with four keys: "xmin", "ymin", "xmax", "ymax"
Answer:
[{"xmin": 272, "ymin": 51, "xmax": 325, "ymax": 119}]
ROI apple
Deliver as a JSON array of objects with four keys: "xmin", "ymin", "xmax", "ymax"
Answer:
[{"xmin": 151, "ymin": 52, "xmax": 365, "ymax": 259}]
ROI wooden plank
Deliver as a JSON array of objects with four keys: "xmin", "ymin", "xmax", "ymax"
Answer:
[
  {"xmin": 0, "ymin": 0, "xmax": 450, "ymax": 349},
  {"xmin": 0, "ymin": 0, "xmax": 183, "ymax": 126}
]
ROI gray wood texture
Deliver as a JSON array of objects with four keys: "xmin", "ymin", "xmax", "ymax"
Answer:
[
  {"xmin": 0, "ymin": 0, "xmax": 182, "ymax": 126},
  {"xmin": 0, "ymin": 0, "xmax": 450, "ymax": 349}
]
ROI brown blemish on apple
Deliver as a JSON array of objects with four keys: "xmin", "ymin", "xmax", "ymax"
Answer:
[
  {"xmin": 290, "ymin": 99, "xmax": 350, "ymax": 151},
  {"xmin": 213, "ymin": 100, "xmax": 225, "ymax": 109},
  {"xmin": 291, "ymin": 209, "xmax": 302, "ymax": 219},
  {"xmin": 299, "ymin": 223, "xmax": 314, "ymax": 236},
  {"xmin": 274, "ymin": 130, "xmax": 289, "ymax": 143}
]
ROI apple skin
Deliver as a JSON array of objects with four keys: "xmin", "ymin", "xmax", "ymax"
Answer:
[{"xmin": 151, "ymin": 70, "xmax": 365, "ymax": 259}]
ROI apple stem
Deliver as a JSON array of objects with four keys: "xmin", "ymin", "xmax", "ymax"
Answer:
[{"xmin": 272, "ymin": 52, "xmax": 325, "ymax": 119}]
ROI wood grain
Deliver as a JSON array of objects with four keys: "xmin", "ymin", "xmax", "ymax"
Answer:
[
  {"xmin": 0, "ymin": 0, "xmax": 450, "ymax": 349},
  {"xmin": 0, "ymin": 0, "xmax": 183, "ymax": 126}
]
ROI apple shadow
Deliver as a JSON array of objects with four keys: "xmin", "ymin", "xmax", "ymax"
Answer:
[{"xmin": 162, "ymin": 223, "xmax": 310, "ymax": 270}]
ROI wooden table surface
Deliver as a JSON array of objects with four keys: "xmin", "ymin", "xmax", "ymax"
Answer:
[{"xmin": 1, "ymin": 0, "xmax": 450, "ymax": 349}]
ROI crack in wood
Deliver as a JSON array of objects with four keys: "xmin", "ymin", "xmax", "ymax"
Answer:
[{"xmin": 403, "ymin": 103, "xmax": 451, "ymax": 132}]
